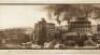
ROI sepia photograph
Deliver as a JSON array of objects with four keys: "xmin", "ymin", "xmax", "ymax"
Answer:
[{"xmin": 0, "ymin": 3, "xmax": 100, "ymax": 50}]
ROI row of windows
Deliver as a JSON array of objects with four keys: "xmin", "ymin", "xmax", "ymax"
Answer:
[{"xmin": 69, "ymin": 28, "xmax": 91, "ymax": 32}]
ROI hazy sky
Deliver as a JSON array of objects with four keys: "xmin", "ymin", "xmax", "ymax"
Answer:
[
  {"xmin": 0, "ymin": 5, "xmax": 99, "ymax": 29},
  {"xmin": 0, "ymin": 0, "xmax": 99, "ymax": 3},
  {"xmin": 0, "ymin": 5, "xmax": 48, "ymax": 29}
]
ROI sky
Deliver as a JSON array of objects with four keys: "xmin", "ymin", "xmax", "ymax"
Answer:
[
  {"xmin": 0, "ymin": 5, "xmax": 99, "ymax": 29},
  {"xmin": 0, "ymin": 5, "xmax": 49, "ymax": 29},
  {"xmin": 0, "ymin": 0, "xmax": 100, "ymax": 3}
]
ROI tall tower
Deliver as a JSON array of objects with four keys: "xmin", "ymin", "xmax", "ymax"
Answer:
[{"xmin": 33, "ymin": 18, "xmax": 47, "ymax": 46}]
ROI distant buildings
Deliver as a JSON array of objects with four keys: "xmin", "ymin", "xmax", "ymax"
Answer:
[
  {"xmin": 0, "ymin": 28, "xmax": 31, "ymax": 44},
  {"xmin": 33, "ymin": 17, "xmax": 100, "ymax": 46}
]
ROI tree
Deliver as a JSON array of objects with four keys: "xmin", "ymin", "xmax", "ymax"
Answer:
[
  {"xmin": 45, "ymin": 4, "xmax": 100, "ymax": 45},
  {"xmin": 45, "ymin": 4, "xmax": 100, "ymax": 24},
  {"xmin": 46, "ymin": 4, "xmax": 75, "ymax": 25}
]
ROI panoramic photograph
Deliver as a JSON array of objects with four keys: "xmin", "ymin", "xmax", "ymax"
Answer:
[{"xmin": 0, "ymin": 4, "xmax": 100, "ymax": 49}]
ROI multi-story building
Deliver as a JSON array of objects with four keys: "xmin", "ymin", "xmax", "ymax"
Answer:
[
  {"xmin": 33, "ymin": 18, "xmax": 47, "ymax": 45},
  {"xmin": 97, "ymin": 24, "xmax": 100, "ymax": 33},
  {"xmin": 62, "ymin": 17, "xmax": 93, "ymax": 46},
  {"xmin": 46, "ymin": 23, "xmax": 55, "ymax": 41},
  {"xmin": 33, "ymin": 18, "xmax": 56, "ymax": 45},
  {"xmin": 96, "ymin": 24, "xmax": 100, "ymax": 40},
  {"xmin": 68, "ymin": 17, "xmax": 91, "ymax": 33}
]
